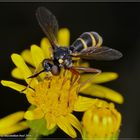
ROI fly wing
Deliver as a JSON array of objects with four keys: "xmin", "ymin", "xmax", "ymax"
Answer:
[
  {"xmin": 36, "ymin": 7, "xmax": 58, "ymax": 46},
  {"xmin": 72, "ymin": 46, "xmax": 123, "ymax": 61},
  {"xmin": 73, "ymin": 66, "xmax": 101, "ymax": 73}
]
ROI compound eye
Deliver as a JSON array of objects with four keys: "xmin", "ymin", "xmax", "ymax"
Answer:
[
  {"xmin": 42, "ymin": 59, "xmax": 52, "ymax": 71},
  {"xmin": 58, "ymin": 59, "xmax": 64, "ymax": 64}
]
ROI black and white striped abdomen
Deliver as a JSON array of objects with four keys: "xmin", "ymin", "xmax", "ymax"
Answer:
[{"xmin": 70, "ymin": 32, "xmax": 103, "ymax": 53}]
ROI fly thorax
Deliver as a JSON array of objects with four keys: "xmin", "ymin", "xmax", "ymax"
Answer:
[{"xmin": 53, "ymin": 47, "xmax": 72, "ymax": 68}]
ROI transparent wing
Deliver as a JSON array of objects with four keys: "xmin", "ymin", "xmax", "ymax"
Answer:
[
  {"xmin": 36, "ymin": 7, "xmax": 58, "ymax": 46},
  {"xmin": 73, "ymin": 66, "xmax": 101, "ymax": 73},
  {"xmin": 72, "ymin": 46, "xmax": 123, "ymax": 60}
]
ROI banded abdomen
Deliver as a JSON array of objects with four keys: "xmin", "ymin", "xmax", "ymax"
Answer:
[{"xmin": 70, "ymin": 32, "xmax": 103, "ymax": 53}]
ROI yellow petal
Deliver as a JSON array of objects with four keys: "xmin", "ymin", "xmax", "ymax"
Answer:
[
  {"xmin": 1, "ymin": 80, "xmax": 27, "ymax": 94},
  {"xmin": 31, "ymin": 45, "xmax": 45, "ymax": 67},
  {"xmin": 80, "ymin": 72, "xmax": 118, "ymax": 84},
  {"xmin": 56, "ymin": 116, "xmax": 77, "ymax": 138},
  {"xmin": 0, "ymin": 111, "xmax": 25, "ymax": 129},
  {"xmin": 11, "ymin": 68, "xmax": 24, "ymax": 80},
  {"xmin": 31, "ymin": 45, "xmax": 46, "ymax": 79},
  {"xmin": 58, "ymin": 28, "xmax": 70, "ymax": 46},
  {"xmin": 11, "ymin": 53, "xmax": 38, "ymax": 86},
  {"xmin": 45, "ymin": 115, "xmax": 56, "ymax": 130},
  {"xmin": 66, "ymin": 114, "xmax": 82, "ymax": 135},
  {"xmin": 32, "ymin": 108, "xmax": 44, "ymax": 120},
  {"xmin": 11, "ymin": 67, "xmax": 35, "ymax": 80},
  {"xmin": 0, "ymin": 121, "xmax": 28, "ymax": 135},
  {"xmin": 73, "ymin": 96, "xmax": 97, "ymax": 112},
  {"xmin": 24, "ymin": 111, "xmax": 34, "ymax": 120},
  {"xmin": 24, "ymin": 108, "xmax": 44, "ymax": 121},
  {"xmin": 46, "ymin": 120, "xmax": 56, "ymax": 130},
  {"xmin": 21, "ymin": 49, "xmax": 34, "ymax": 66},
  {"xmin": 40, "ymin": 37, "xmax": 52, "ymax": 59},
  {"xmin": 111, "ymin": 107, "xmax": 122, "ymax": 132},
  {"xmin": 81, "ymin": 84, "xmax": 124, "ymax": 104}
]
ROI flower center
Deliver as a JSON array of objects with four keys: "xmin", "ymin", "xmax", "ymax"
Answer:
[{"xmin": 27, "ymin": 70, "xmax": 80, "ymax": 118}]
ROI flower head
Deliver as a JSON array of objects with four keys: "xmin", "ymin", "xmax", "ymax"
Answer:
[
  {"xmin": 1, "ymin": 28, "xmax": 123, "ymax": 138},
  {"xmin": 82, "ymin": 101, "xmax": 121, "ymax": 139},
  {"xmin": 24, "ymin": 69, "xmax": 82, "ymax": 138}
]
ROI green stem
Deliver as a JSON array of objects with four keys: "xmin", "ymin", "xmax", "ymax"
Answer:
[{"xmin": 25, "ymin": 129, "xmax": 41, "ymax": 140}]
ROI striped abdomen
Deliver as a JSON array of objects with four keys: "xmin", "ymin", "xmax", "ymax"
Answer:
[{"xmin": 70, "ymin": 32, "xmax": 103, "ymax": 53}]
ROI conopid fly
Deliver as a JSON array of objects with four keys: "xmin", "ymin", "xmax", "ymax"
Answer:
[{"xmin": 27, "ymin": 7, "xmax": 122, "ymax": 80}]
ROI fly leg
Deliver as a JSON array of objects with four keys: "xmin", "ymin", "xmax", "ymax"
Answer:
[
  {"xmin": 69, "ymin": 67, "xmax": 80, "ymax": 88},
  {"xmin": 20, "ymin": 63, "xmax": 45, "ymax": 93},
  {"xmin": 71, "ymin": 66, "xmax": 101, "ymax": 92}
]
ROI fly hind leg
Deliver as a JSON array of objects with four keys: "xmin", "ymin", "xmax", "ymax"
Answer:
[
  {"xmin": 71, "ymin": 66, "xmax": 102, "ymax": 92},
  {"xmin": 69, "ymin": 67, "xmax": 81, "ymax": 88}
]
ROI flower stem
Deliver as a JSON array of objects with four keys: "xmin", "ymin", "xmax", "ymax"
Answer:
[{"xmin": 25, "ymin": 129, "xmax": 41, "ymax": 140}]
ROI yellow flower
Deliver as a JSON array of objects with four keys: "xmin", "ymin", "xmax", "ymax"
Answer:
[
  {"xmin": 82, "ymin": 101, "xmax": 121, "ymax": 139},
  {"xmin": 1, "ymin": 28, "xmax": 123, "ymax": 138},
  {"xmin": 24, "ymin": 69, "xmax": 82, "ymax": 138}
]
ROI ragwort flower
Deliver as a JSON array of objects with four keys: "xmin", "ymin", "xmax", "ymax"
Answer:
[
  {"xmin": 82, "ymin": 101, "xmax": 121, "ymax": 139},
  {"xmin": 1, "ymin": 28, "xmax": 123, "ymax": 138}
]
